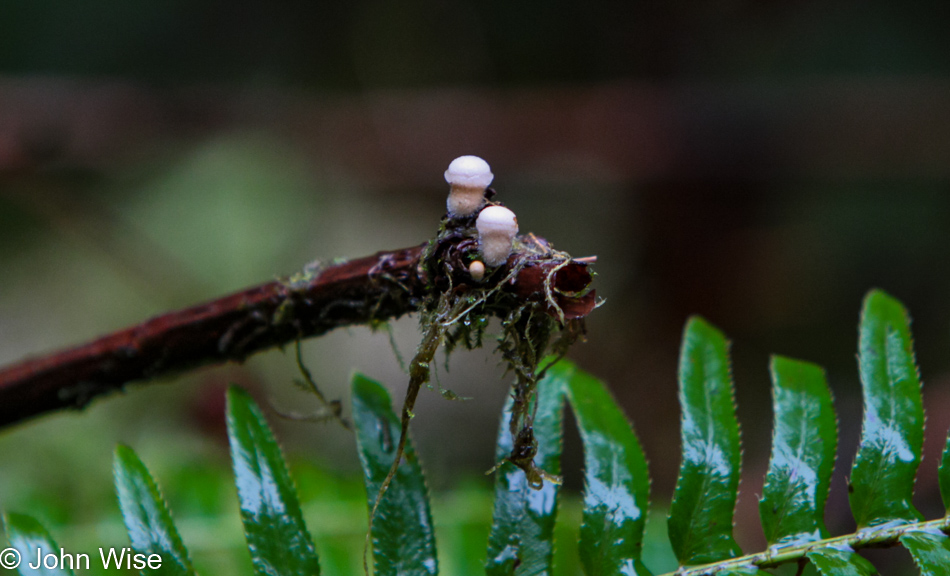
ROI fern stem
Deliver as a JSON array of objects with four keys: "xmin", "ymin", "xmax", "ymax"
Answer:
[{"xmin": 659, "ymin": 517, "xmax": 950, "ymax": 575}]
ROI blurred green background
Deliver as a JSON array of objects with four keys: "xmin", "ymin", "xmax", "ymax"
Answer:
[{"xmin": 1, "ymin": 1, "xmax": 950, "ymax": 574}]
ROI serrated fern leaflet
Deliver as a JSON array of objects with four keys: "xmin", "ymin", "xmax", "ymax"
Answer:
[
  {"xmin": 807, "ymin": 546, "xmax": 877, "ymax": 576},
  {"xmin": 564, "ymin": 360, "xmax": 653, "ymax": 576},
  {"xmin": 3, "ymin": 512, "xmax": 77, "ymax": 576},
  {"xmin": 485, "ymin": 360, "xmax": 566, "ymax": 576},
  {"xmin": 849, "ymin": 289, "xmax": 924, "ymax": 528},
  {"xmin": 668, "ymin": 317, "xmax": 743, "ymax": 566},
  {"xmin": 759, "ymin": 356, "xmax": 836, "ymax": 547},
  {"xmin": 939, "ymin": 433, "xmax": 950, "ymax": 513},
  {"xmin": 114, "ymin": 445, "xmax": 196, "ymax": 576},
  {"xmin": 226, "ymin": 386, "xmax": 321, "ymax": 576},
  {"xmin": 900, "ymin": 530, "xmax": 950, "ymax": 576},
  {"xmin": 352, "ymin": 373, "xmax": 438, "ymax": 576}
]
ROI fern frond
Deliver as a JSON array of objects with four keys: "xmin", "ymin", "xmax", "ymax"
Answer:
[{"xmin": 658, "ymin": 289, "xmax": 947, "ymax": 575}]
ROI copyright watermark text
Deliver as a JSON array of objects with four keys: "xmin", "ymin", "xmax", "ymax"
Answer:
[{"xmin": 1, "ymin": 546, "xmax": 162, "ymax": 571}]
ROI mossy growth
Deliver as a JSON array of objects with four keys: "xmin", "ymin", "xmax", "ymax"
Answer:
[{"xmin": 366, "ymin": 201, "xmax": 597, "ymax": 525}]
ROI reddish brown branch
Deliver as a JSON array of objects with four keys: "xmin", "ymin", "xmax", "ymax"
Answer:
[
  {"xmin": 0, "ymin": 245, "xmax": 428, "ymax": 428},
  {"xmin": 0, "ymin": 237, "xmax": 595, "ymax": 429}
]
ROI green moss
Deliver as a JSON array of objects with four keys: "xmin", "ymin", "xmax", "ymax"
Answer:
[{"xmin": 370, "ymin": 211, "xmax": 588, "ymax": 517}]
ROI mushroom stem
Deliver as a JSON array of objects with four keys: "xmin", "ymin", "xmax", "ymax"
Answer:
[
  {"xmin": 448, "ymin": 186, "xmax": 487, "ymax": 219},
  {"xmin": 476, "ymin": 206, "xmax": 519, "ymax": 267}
]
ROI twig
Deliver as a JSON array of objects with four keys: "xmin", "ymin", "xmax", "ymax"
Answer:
[
  {"xmin": 0, "ymin": 245, "xmax": 426, "ymax": 428},
  {"xmin": 0, "ymin": 237, "xmax": 595, "ymax": 430}
]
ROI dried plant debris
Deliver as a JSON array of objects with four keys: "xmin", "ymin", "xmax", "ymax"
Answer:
[{"xmin": 368, "ymin": 156, "xmax": 598, "ymax": 526}]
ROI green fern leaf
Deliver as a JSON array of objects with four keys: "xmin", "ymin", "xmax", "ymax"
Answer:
[
  {"xmin": 113, "ymin": 445, "xmax": 196, "ymax": 576},
  {"xmin": 352, "ymin": 373, "xmax": 438, "ymax": 576},
  {"xmin": 900, "ymin": 530, "xmax": 950, "ymax": 576},
  {"xmin": 939, "ymin": 432, "xmax": 950, "ymax": 513},
  {"xmin": 485, "ymin": 361, "xmax": 566, "ymax": 576},
  {"xmin": 668, "ymin": 317, "xmax": 743, "ymax": 565},
  {"xmin": 806, "ymin": 546, "xmax": 877, "ymax": 576},
  {"xmin": 564, "ymin": 361, "xmax": 653, "ymax": 576},
  {"xmin": 226, "ymin": 386, "xmax": 321, "ymax": 576},
  {"xmin": 849, "ymin": 289, "xmax": 924, "ymax": 528},
  {"xmin": 2, "ymin": 512, "xmax": 75, "ymax": 576},
  {"xmin": 759, "ymin": 356, "xmax": 836, "ymax": 547}
]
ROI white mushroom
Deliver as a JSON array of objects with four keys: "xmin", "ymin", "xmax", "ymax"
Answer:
[
  {"xmin": 468, "ymin": 260, "xmax": 486, "ymax": 282},
  {"xmin": 475, "ymin": 205, "xmax": 518, "ymax": 267},
  {"xmin": 444, "ymin": 155, "xmax": 493, "ymax": 218}
]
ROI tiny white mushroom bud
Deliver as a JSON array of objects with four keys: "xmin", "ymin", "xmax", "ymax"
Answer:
[
  {"xmin": 475, "ymin": 205, "xmax": 518, "ymax": 267},
  {"xmin": 444, "ymin": 155, "xmax": 493, "ymax": 218},
  {"xmin": 468, "ymin": 260, "xmax": 486, "ymax": 282}
]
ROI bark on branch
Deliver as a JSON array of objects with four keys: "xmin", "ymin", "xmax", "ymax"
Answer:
[{"xmin": 0, "ymin": 235, "xmax": 595, "ymax": 430}]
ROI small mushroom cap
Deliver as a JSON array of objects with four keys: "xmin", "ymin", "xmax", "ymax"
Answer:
[
  {"xmin": 444, "ymin": 155, "xmax": 494, "ymax": 189},
  {"xmin": 475, "ymin": 205, "xmax": 518, "ymax": 237},
  {"xmin": 468, "ymin": 260, "xmax": 486, "ymax": 281}
]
